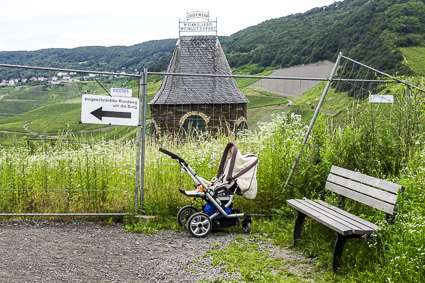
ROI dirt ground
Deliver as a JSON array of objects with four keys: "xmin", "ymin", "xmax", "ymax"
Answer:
[{"xmin": 0, "ymin": 220, "xmax": 318, "ymax": 282}]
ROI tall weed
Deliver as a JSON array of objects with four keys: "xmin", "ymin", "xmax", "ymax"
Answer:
[{"xmin": 0, "ymin": 113, "xmax": 308, "ymax": 216}]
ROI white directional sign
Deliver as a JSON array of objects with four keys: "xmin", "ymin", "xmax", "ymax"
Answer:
[
  {"xmin": 81, "ymin": 94, "xmax": 139, "ymax": 126},
  {"xmin": 369, "ymin": 95, "xmax": 394, "ymax": 104},
  {"xmin": 110, "ymin": 88, "xmax": 132, "ymax": 97}
]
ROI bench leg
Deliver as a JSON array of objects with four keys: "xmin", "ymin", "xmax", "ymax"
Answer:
[
  {"xmin": 332, "ymin": 234, "xmax": 347, "ymax": 274},
  {"xmin": 293, "ymin": 211, "xmax": 306, "ymax": 247}
]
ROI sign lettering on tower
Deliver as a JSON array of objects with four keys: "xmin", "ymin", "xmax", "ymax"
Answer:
[{"xmin": 179, "ymin": 10, "xmax": 217, "ymax": 36}]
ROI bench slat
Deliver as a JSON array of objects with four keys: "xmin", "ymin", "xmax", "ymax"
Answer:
[
  {"xmin": 303, "ymin": 199, "xmax": 377, "ymax": 233},
  {"xmin": 330, "ymin": 165, "xmax": 401, "ymax": 194},
  {"xmin": 327, "ymin": 173, "xmax": 398, "ymax": 204},
  {"xmin": 316, "ymin": 200, "xmax": 379, "ymax": 231},
  {"xmin": 287, "ymin": 199, "xmax": 352, "ymax": 235},
  {"xmin": 326, "ymin": 181, "xmax": 395, "ymax": 214}
]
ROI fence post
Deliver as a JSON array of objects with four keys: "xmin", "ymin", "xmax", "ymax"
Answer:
[
  {"xmin": 135, "ymin": 75, "xmax": 144, "ymax": 213},
  {"xmin": 139, "ymin": 68, "xmax": 148, "ymax": 212},
  {"xmin": 283, "ymin": 52, "xmax": 343, "ymax": 190}
]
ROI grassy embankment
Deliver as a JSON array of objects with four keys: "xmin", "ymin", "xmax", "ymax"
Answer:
[{"xmin": 401, "ymin": 46, "xmax": 425, "ymax": 77}]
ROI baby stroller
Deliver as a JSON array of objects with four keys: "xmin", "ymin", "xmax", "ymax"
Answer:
[{"xmin": 159, "ymin": 142, "xmax": 258, "ymax": 238}]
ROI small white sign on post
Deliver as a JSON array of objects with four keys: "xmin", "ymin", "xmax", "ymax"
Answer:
[
  {"xmin": 369, "ymin": 95, "xmax": 394, "ymax": 104},
  {"xmin": 110, "ymin": 88, "xmax": 132, "ymax": 97},
  {"xmin": 81, "ymin": 94, "xmax": 139, "ymax": 126}
]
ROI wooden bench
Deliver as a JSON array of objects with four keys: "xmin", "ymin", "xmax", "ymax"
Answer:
[{"xmin": 286, "ymin": 165, "xmax": 404, "ymax": 273}]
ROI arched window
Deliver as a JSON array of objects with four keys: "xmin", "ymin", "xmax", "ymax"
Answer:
[
  {"xmin": 182, "ymin": 115, "xmax": 207, "ymax": 134},
  {"xmin": 149, "ymin": 119, "xmax": 160, "ymax": 136},
  {"xmin": 236, "ymin": 121, "xmax": 248, "ymax": 132},
  {"xmin": 235, "ymin": 117, "xmax": 248, "ymax": 132},
  {"xmin": 150, "ymin": 123, "xmax": 157, "ymax": 136}
]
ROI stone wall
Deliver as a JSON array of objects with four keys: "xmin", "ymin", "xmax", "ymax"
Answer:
[{"xmin": 150, "ymin": 103, "xmax": 247, "ymax": 135}]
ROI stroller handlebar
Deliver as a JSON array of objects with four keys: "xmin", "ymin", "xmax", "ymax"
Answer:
[{"xmin": 159, "ymin": 148, "xmax": 188, "ymax": 166}]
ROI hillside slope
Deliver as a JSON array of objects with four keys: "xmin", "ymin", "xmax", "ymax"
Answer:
[
  {"xmin": 0, "ymin": 39, "xmax": 177, "ymax": 80},
  {"xmin": 1, "ymin": 1, "xmax": 425, "ymax": 79},
  {"xmin": 222, "ymin": 0, "xmax": 425, "ymax": 75}
]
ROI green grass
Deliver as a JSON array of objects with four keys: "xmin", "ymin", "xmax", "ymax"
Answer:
[
  {"xmin": 233, "ymin": 64, "xmax": 277, "ymax": 89},
  {"xmin": 401, "ymin": 46, "xmax": 425, "ymax": 76},
  {"xmin": 242, "ymin": 87, "xmax": 290, "ymax": 131},
  {"xmin": 0, "ymin": 83, "xmax": 103, "ymax": 117},
  {"xmin": 206, "ymin": 238, "xmax": 304, "ymax": 282},
  {"xmin": 123, "ymin": 216, "xmax": 181, "ymax": 234},
  {"xmin": 293, "ymin": 82, "xmax": 355, "ymax": 115},
  {"xmin": 247, "ymin": 106, "xmax": 287, "ymax": 131},
  {"xmin": 147, "ymin": 79, "xmax": 162, "ymax": 96},
  {"xmin": 0, "ymin": 113, "xmax": 308, "ymax": 216},
  {"xmin": 0, "ymin": 102, "xmax": 104, "ymax": 134},
  {"xmin": 0, "ymin": 80, "xmax": 150, "ymax": 139},
  {"xmin": 244, "ymin": 88, "xmax": 289, "ymax": 109},
  {"xmin": 0, "ymin": 140, "xmax": 137, "ymax": 214}
]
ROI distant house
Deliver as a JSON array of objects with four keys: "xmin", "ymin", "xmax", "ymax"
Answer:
[{"xmin": 148, "ymin": 35, "xmax": 248, "ymax": 136}]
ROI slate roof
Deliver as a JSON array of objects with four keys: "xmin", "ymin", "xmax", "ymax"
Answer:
[{"xmin": 149, "ymin": 36, "xmax": 248, "ymax": 105}]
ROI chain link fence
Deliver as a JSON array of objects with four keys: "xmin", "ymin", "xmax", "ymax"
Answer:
[{"xmin": 3, "ymin": 53, "xmax": 421, "ymax": 218}]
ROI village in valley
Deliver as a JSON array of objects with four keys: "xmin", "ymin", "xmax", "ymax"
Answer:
[{"xmin": 0, "ymin": 69, "xmax": 137, "ymax": 87}]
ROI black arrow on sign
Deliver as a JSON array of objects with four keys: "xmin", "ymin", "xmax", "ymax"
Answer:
[{"xmin": 90, "ymin": 107, "xmax": 131, "ymax": 121}]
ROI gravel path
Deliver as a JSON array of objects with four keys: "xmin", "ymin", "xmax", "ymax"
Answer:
[{"xmin": 0, "ymin": 221, "xmax": 317, "ymax": 282}]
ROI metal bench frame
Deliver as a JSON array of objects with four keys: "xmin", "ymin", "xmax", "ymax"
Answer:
[{"xmin": 287, "ymin": 165, "xmax": 404, "ymax": 273}]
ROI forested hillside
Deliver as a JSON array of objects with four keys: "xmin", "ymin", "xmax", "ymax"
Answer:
[
  {"xmin": 223, "ymin": 0, "xmax": 425, "ymax": 74},
  {"xmin": 1, "ymin": 0, "xmax": 425, "ymax": 78},
  {"xmin": 0, "ymin": 39, "xmax": 177, "ymax": 79}
]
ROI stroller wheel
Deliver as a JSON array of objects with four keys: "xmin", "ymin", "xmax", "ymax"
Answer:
[
  {"xmin": 177, "ymin": 205, "xmax": 199, "ymax": 226},
  {"xmin": 187, "ymin": 212, "xmax": 212, "ymax": 238},
  {"xmin": 242, "ymin": 218, "xmax": 252, "ymax": 234}
]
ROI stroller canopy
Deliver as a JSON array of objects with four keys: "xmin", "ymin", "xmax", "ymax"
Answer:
[{"xmin": 217, "ymin": 142, "xmax": 259, "ymax": 200}]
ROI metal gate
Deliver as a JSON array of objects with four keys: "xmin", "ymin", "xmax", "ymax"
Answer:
[{"xmin": 0, "ymin": 65, "xmax": 148, "ymax": 217}]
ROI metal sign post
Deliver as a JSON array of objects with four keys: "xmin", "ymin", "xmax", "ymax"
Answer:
[
  {"xmin": 135, "ymin": 76, "xmax": 143, "ymax": 214},
  {"xmin": 133, "ymin": 69, "xmax": 148, "ymax": 214},
  {"xmin": 139, "ymin": 69, "xmax": 148, "ymax": 212}
]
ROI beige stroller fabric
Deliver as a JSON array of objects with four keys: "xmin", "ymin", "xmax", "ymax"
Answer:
[{"xmin": 217, "ymin": 142, "xmax": 259, "ymax": 200}]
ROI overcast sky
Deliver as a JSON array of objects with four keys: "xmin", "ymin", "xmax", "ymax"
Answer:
[{"xmin": 0, "ymin": 0, "xmax": 337, "ymax": 52}]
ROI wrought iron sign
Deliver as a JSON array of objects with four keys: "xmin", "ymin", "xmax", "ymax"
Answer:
[{"xmin": 179, "ymin": 10, "xmax": 217, "ymax": 36}]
